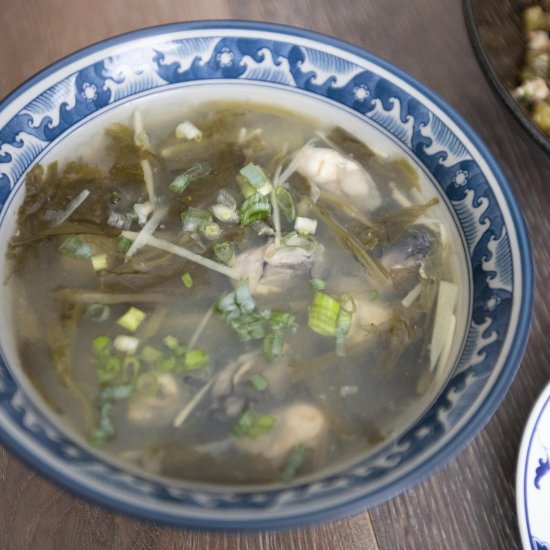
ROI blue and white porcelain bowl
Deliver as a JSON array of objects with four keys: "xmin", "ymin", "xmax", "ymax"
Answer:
[{"xmin": 0, "ymin": 21, "xmax": 533, "ymax": 529}]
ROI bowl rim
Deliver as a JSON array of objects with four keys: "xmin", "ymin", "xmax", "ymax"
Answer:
[
  {"xmin": 0, "ymin": 19, "xmax": 534, "ymax": 530},
  {"xmin": 463, "ymin": 0, "xmax": 550, "ymax": 155}
]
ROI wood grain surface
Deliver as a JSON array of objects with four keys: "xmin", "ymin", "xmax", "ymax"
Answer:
[{"xmin": 0, "ymin": 0, "xmax": 547, "ymax": 548}]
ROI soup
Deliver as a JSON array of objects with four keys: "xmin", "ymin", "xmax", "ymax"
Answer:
[{"xmin": 7, "ymin": 100, "xmax": 465, "ymax": 485}]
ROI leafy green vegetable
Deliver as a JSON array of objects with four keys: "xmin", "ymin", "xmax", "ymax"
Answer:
[{"xmin": 315, "ymin": 205, "xmax": 389, "ymax": 285}]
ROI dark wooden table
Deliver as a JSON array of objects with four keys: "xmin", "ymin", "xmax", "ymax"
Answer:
[{"xmin": 0, "ymin": 0, "xmax": 547, "ymax": 548}]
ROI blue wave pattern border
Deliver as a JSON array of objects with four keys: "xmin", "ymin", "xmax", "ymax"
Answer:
[{"xmin": 0, "ymin": 35, "xmax": 515, "ymax": 517}]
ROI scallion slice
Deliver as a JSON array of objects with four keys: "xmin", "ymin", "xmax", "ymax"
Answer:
[
  {"xmin": 85, "ymin": 303, "xmax": 110, "ymax": 322},
  {"xmin": 59, "ymin": 235, "xmax": 92, "ymax": 260},
  {"xmin": 211, "ymin": 204, "xmax": 239, "ymax": 224},
  {"xmin": 181, "ymin": 272, "xmax": 193, "ymax": 288},
  {"xmin": 309, "ymin": 278, "xmax": 326, "ymax": 291},
  {"xmin": 308, "ymin": 291, "xmax": 341, "ymax": 337},
  {"xmin": 239, "ymin": 193, "xmax": 271, "ymax": 226},
  {"xmin": 116, "ymin": 236, "xmax": 133, "ymax": 254},
  {"xmin": 294, "ymin": 216, "xmax": 317, "ymax": 235},
  {"xmin": 281, "ymin": 445, "xmax": 307, "ymax": 482},
  {"xmin": 201, "ymin": 222, "xmax": 221, "ymax": 241},
  {"xmin": 216, "ymin": 189, "xmax": 238, "ymax": 210},
  {"xmin": 275, "ymin": 186, "xmax": 296, "ymax": 222},
  {"xmin": 213, "ymin": 242, "xmax": 235, "ymax": 265},
  {"xmin": 282, "ymin": 231, "xmax": 317, "ymax": 251},
  {"xmin": 238, "ymin": 163, "xmax": 272, "ymax": 196},
  {"xmin": 251, "ymin": 221, "xmax": 275, "ymax": 237},
  {"xmin": 175, "ymin": 121, "xmax": 202, "ymax": 141},
  {"xmin": 181, "ymin": 207, "xmax": 212, "ymax": 232},
  {"xmin": 169, "ymin": 162, "xmax": 211, "ymax": 194},
  {"xmin": 91, "ymin": 254, "xmax": 108, "ymax": 272},
  {"xmin": 141, "ymin": 345, "xmax": 162, "ymax": 364},
  {"xmin": 233, "ymin": 409, "xmax": 275, "ymax": 438},
  {"xmin": 184, "ymin": 348, "xmax": 209, "ymax": 370},
  {"xmin": 113, "ymin": 334, "xmax": 140, "ymax": 355},
  {"xmin": 116, "ymin": 306, "xmax": 146, "ymax": 332}
]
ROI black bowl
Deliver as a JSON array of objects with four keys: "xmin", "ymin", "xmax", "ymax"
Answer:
[{"xmin": 464, "ymin": 0, "xmax": 550, "ymax": 154}]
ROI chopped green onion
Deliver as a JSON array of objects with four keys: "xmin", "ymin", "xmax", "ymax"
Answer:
[
  {"xmin": 275, "ymin": 187, "xmax": 296, "ymax": 222},
  {"xmin": 238, "ymin": 163, "xmax": 272, "ymax": 196},
  {"xmin": 249, "ymin": 373, "xmax": 269, "ymax": 392},
  {"xmin": 163, "ymin": 335, "xmax": 186, "ymax": 356},
  {"xmin": 233, "ymin": 409, "xmax": 275, "ymax": 438},
  {"xmin": 217, "ymin": 282, "xmax": 294, "ymax": 360},
  {"xmin": 116, "ymin": 236, "xmax": 133, "ymax": 254},
  {"xmin": 309, "ymin": 278, "xmax": 326, "ymax": 291},
  {"xmin": 141, "ymin": 345, "xmax": 162, "ymax": 364},
  {"xmin": 101, "ymin": 384, "xmax": 134, "ymax": 401},
  {"xmin": 122, "ymin": 355, "xmax": 141, "ymax": 378},
  {"xmin": 163, "ymin": 335, "xmax": 179, "ymax": 349},
  {"xmin": 308, "ymin": 291, "xmax": 341, "ymax": 337},
  {"xmin": 281, "ymin": 445, "xmax": 307, "ymax": 482},
  {"xmin": 251, "ymin": 221, "xmax": 275, "ymax": 237},
  {"xmin": 181, "ymin": 207, "xmax": 212, "ymax": 232},
  {"xmin": 184, "ymin": 348, "xmax": 209, "ymax": 370},
  {"xmin": 92, "ymin": 335, "xmax": 110, "ymax": 355},
  {"xmin": 116, "ymin": 306, "xmax": 146, "ymax": 332},
  {"xmin": 59, "ymin": 235, "xmax": 92, "ymax": 260},
  {"xmin": 181, "ymin": 272, "xmax": 193, "ymax": 288},
  {"xmin": 159, "ymin": 355, "xmax": 177, "ymax": 372},
  {"xmin": 268, "ymin": 310, "xmax": 295, "ymax": 330},
  {"xmin": 113, "ymin": 335, "xmax": 140, "ymax": 354},
  {"xmin": 169, "ymin": 162, "xmax": 211, "ymax": 193},
  {"xmin": 213, "ymin": 242, "xmax": 235, "ymax": 265},
  {"xmin": 239, "ymin": 193, "xmax": 271, "ymax": 226},
  {"xmin": 216, "ymin": 189, "xmax": 238, "ymax": 210},
  {"xmin": 175, "ymin": 121, "xmax": 202, "ymax": 141},
  {"xmin": 294, "ymin": 216, "xmax": 317, "ymax": 235},
  {"xmin": 89, "ymin": 401, "xmax": 115, "ymax": 445},
  {"xmin": 211, "ymin": 204, "xmax": 239, "ymax": 224},
  {"xmin": 136, "ymin": 372, "xmax": 159, "ymax": 396},
  {"xmin": 368, "ymin": 289, "xmax": 381, "ymax": 302},
  {"xmin": 282, "ymin": 231, "xmax": 317, "ymax": 251},
  {"xmin": 263, "ymin": 329, "xmax": 285, "ymax": 362},
  {"xmin": 232, "ymin": 409, "xmax": 255, "ymax": 437},
  {"xmin": 85, "ymin": 304, "xmax": 111, "ymax": 322},
  {"xmin": 201, "ymin": 222, "xmax": 221, "ymax": 241},
  {"xmin": 96, "ymin": 356, "xmax": 121, "ymax": 384},
  {"xmin": 91, "ymin": 253, "xmax": 108, "ymax": 271}
]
